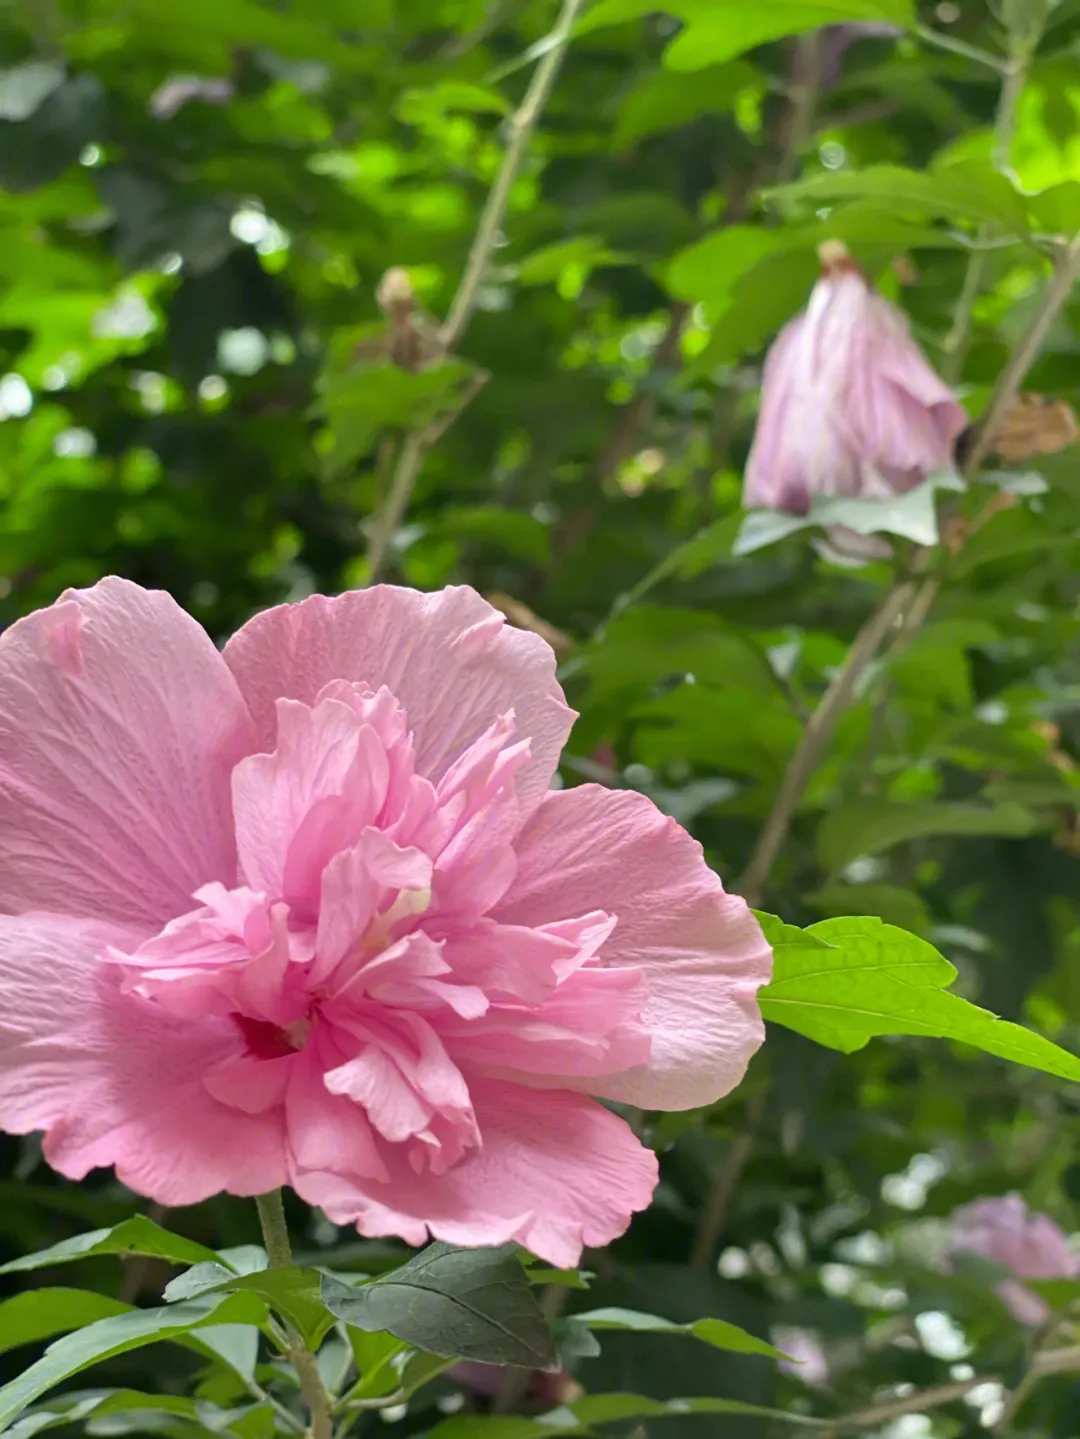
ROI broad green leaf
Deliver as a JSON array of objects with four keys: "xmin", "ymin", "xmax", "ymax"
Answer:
[
  {"xmin": 0, "ymin": 1291, "xmax": 131, "ymax": 1357},
  {"xmin": 579, "ymin": 0, "xmax": 914, "ymax": 66},
  {"xmin": 816, "ymin": 796, "xmax": 1044, "ymax": 869},
  {"xmin": 0, "ymin": 1218, "xmax": 225, "ymax": 1276},
  {"xmin": 5, "ymin": 1390, "xmax": 205, "ymax": 1439},
  {"xmin": 164, "ymin": 1263, "xmax": 333, "ymax": 1349},
  {"xmin": 574, "ymin": 1307, "xmax": 785, "ymax": 1359},
  {"xmin": 612, "ymin": 63, "xmax": 760, "ymax": 148},
  {"xmin": 764, "ymin": 163, "xmax": 1029, "ymax": 235},
  {"xmin": 759, "ymin": 915, "xmax": 1080, "ymax": 1082},
  {"xmin": 664, "ymin": 1, "xmax": 915, "ymax": 70},
  {"xmin": 321, "ymin": 1244, "xmax": 558, "ymax": 1370},
  {"xmin": 0, "ymin": 1294, "xmax": 269, "ymax": 1433},
  {"xmin": 425, "ymin": 1391, "xmax": 828, "ymax": 1437}
]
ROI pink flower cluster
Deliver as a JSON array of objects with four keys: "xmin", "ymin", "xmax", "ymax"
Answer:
[
  {"xmin": 0, "ymin": 580, "xmax": 771, "ymax": 1264},
  {"xmin": 947, "ymin": 1193, "xmax": 1079, "ymax": 1326},
  {"xmin": 744, "ymin": 241, "xmax": 967, "ymax": 515}
]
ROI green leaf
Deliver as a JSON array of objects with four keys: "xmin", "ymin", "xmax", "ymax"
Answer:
[
  {"xmin": 5, "ymin": 1390, "xmax": 205, "ymax": 1439},
  {"xmin": 580, "ymin": 0, "xmax": 915, "ymax": 66},
  {"xmin": 816, "ymin": 797, "xmax": 1044, "ymax": 869},
  {"xmin": 424, "ymin": 1392, "xmax": 828, "ymax": 1437},
  {"xmin": 574, "ymin": 1308, "xmax": 785, "ymax": 1359},
  {"xmin": 764, "ymin": 163, "xmax": 1030, "ymax": 235},
  {"xmin": 0, "ymin": 1293, "xmax": 269, "ymax": 1433},
  {"xmin": 612, "ymin": 62, "xmax": 760, "ymax": 148},
  {"xmin": 343, "ymin": 1330, "xmax": 409, "ymax": 1400},
  {"xmin": 164, "ymin": 1263, "xmax": 334, "ymax": 1350},
  {"xmin": 0, "ymin": 1291, "xmax": 131, "ymax": 1357},
  {"xmin": 0, "ymin": 1218, "xmax": 225, "ymax": 1276},
  {"xmin": 321, "ymin": 1243, "xmax": 558, "ymax": 1370},
  {"xmin": 760, "ymin": 915, "xmax": 1080, "ymax": 1082}
]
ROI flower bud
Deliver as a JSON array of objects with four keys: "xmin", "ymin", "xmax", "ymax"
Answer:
[{"xmin": 744, "ymin": 241, "xmax": 967, "ymax": 516}]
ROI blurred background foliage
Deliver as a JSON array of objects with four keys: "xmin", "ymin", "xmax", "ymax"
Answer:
[{"xmin": 5, "ymin": 0, "xmax": 1080, "ymax": 1434}]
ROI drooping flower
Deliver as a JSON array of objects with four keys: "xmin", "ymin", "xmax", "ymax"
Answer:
[
  {"xmin": 945, "ymin": 1194, "xmax": 1079, "ymax": 1326},
  {"xmin": 0, "ymin": 580, "xmax": 770, "ymax": 1266},
  {"xmin": 744, "ymin": 240, "xmax": 967, "ymax": 516}
]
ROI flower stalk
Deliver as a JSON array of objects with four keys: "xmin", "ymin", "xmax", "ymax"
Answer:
[{"xmin": 256, "ymin": 1191, "xmax": 335, "ymax": 1439}]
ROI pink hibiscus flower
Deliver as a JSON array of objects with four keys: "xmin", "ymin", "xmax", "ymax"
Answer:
[{"xmin": 0, "ymin": 580, "xmax": 770, "ymax": 1265}]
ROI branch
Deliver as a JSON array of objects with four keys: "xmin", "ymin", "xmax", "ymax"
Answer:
[
  {"xmin": 818, "ymin": 1375, "xmax": 990, "ymax": 1435},
  {"xmin": 739, "ymin": 579, "xmax": 917, "ymax": 908},
  {"xmin": 362, "ymin": 0, "xmax": 583, "ymax": 580},
  {"xmin": 255, "ymin": 1192, "xmax": 334, "ymax": 1439},
  {"xmin": 440, "ymin": 0, "xmax": 586, "ymax": 354}
]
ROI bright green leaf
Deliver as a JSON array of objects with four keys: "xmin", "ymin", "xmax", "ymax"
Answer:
[
  {"xmin": 759, "ymin": 915, "xmax": 1080, "ymax": 1082},
  {"xmin": 575, "ymin": 1307, "xmax": 785, "ymax": 1359},
  {"xmin": 0, "ymin": 1291, "xmax": 131, "ymax": 1358},
  {"xmin": 0, "ymin": 1294, "xmax": 269, "ymax": 1433},
  {"xmin": 0, "ymin": 1218, "xmax": 225, "ymax": 1277}
]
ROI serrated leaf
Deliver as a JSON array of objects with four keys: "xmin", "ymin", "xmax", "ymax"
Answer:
[
  {"xmin": 0, "ymin": 1292, "xmax": 131, "ymax": 1358},
  {"xmin": 321, "ymin": 1244, "xmax": 557, "ymax": 1370},
  {"xmin": 164, "ymin": 1267, "xmax": 333, "ymax": 1350},
  {"xmin": 760, "ymin": 915, "xmax": 1080, "ymax": 1082},
  {"xmin": 0, "ymin": 1294, "xmax": 269, "ymax": 1433},
  {"xmin": 574, "ymin": 1308, "xmax": 784, "ymax": 1358}
]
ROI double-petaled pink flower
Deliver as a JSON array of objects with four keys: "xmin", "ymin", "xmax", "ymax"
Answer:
[
  {"xmin": 744, "ymin": 241, "xmax": 967, "ymax": 515},
  {"xmin": 0, "ymin": 580, "xmax": 770, "ymax": 1265},
  {"xmin": 946, "ymin": 1194, "xmax": 1079, "ymax": 1326}
]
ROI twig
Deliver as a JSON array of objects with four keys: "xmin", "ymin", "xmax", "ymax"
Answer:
[
  {"xmin": 915, "ymin": 22, "xmax": 1007, "ymax": 71},
  {"xmin": 775, "ymin": 30, "xmax": 824, "ymax": 187},
  {"xmin": 689, "ymin": 1092, "xmax": 766, "ymax": 1272},
  {"xmin": 962, "ymin": 231, "xmax": 1080, "ymax": 476},
  {"xmin": 440, "ymin": 0, "xmax": 586, "ymax": 354},
  {"xmin": 739, "ymin": 579, "xmax": 917, "ymax": 907},
  {"xmin": 255, "ymin": 1192, "xmax": 334, "ymax": 1439},
  {"xmin": 363, "ymin": 0, "xmax": 583, "ymax": 579},
  {"xmin": 818, "ymin": 1375, "xmax": 990, "ymax": 1435},
  {"xmin": 365, "ymin": 369, "xmax": 489, "ymax": 579}
]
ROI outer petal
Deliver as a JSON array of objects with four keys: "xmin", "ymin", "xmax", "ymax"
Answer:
[
  {"xmin": 0, "ymin": 914, "xmax": 287, "ymax": 1202},
  {"xmin": 0, "ymin": 578, "xmax": 256, "ymax": 925},
  {"xmin": 223, "ymin": 586, "xmax": 574, "ymax": 820},
  {"xmin": 492, "ymin": 785, "xmax": 771, "ymax": 1109},
  {"xmin": 294, "ymin": 1079, "xmax": 658, "ymax": 1268}
]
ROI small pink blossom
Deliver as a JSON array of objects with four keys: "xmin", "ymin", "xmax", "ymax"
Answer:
[
  {"xmin": 0, "ymin": 580, "xmax": 770, "ymax": 1265},
  {"xmin": 776, "ymin": 1330, "xmax": 829, "ymax": 1388},
  {"xmin": 946, "ymin": 1193, "xmax": 1079, "ymax": 1326},
  {"xmin": 744, "ymin": 241, "xmax": 967, "ymax": 515}
]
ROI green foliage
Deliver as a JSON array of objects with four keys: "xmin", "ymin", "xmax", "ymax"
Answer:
[
  {"xmin": 3, "ymin": 0, "xmax": 1080, "ymax": 1436},
  {"xmin": 322, "ymin": 1245, "xmax": 559, "ymax": 1370}
]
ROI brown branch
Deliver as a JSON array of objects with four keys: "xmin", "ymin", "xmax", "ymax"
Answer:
[{"xmin": 363, "ymin": 0, "xmax": 585, "ymax": 580}]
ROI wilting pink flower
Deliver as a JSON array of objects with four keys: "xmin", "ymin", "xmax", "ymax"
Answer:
[
  {"xmin": 0, "ymin": 580, "xmax": 770, "ymax": 1265},
  {"xmin": 744, "ymin": 241, "xmax": 967, "ymax": 515},
  {"xmin": 776, "ymin": 1330, "xmax": 829, "ymax": 1387},
  {"xmin": 450, "ymin": 1362, "xmax": 582, "ymax": 1408},
  {"xmin": 946, "ymin": 1194, "xmax": 1079, "ymax": 1326}
]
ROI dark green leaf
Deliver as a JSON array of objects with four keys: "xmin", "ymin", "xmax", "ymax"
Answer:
[{"xmin": 321, "ymin": 1244, "xmax": 558, "ymax": 1370}]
